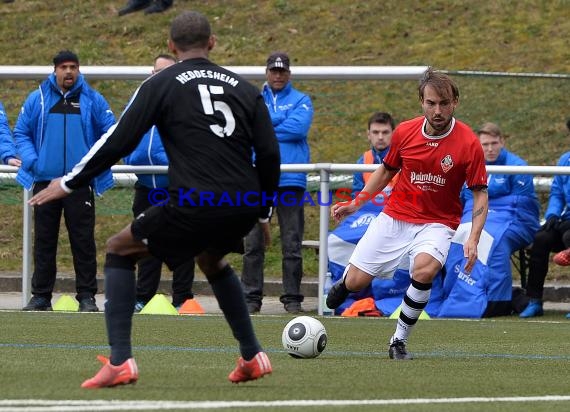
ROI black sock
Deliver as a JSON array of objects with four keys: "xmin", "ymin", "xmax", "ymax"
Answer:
[
  {"xmin": 209, "ymin": 265, "xmax": 261, "ymax": 360},
  {"xmin": 393, "ymin": 278, "xmax": 432, "ymax": 342},
  {"xmin": 104, "ymin": 253, "xmax": 136, "ymax": 365}
]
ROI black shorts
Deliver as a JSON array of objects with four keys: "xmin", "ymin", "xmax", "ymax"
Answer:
[{"xmin": 131, "ymin": 204, "xmax": 257, "ymax": 270}]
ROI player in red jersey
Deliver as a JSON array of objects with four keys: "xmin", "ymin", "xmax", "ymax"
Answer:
[{"xmin": 327, "ymin": 68, "xmax": 488, "ymax": 359}]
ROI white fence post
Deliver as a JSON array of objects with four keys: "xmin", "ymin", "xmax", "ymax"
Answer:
[
  {"xmin": 22, "ymin": 190, "xmax": 32, "ymax": 306},
  {"xmin": 317, "ymin": 165, "xmax": 331, "ymax": 316}
]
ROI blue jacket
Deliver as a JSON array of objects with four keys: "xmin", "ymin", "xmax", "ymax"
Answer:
[
  {"xmin": 545, "ymin": 151, "xmax": 570, "ymax": 222},
  {"xmin": 462, "ymin": 148, "xmax": 537, "ymax": 200},
  {"xmin": 0, "ymin": 102, "xmax": 18, "ymax": 165},
  {"xmin": 461, "ymin": 148, "xmax": 540, "ymax": 234},
  {"xmin": 123, "ymin": 125, "xmax": 169, "ymax": 189},
  {"xmin": 352, "ymin": 146, "xmax": 390, "ymax": 197},
  {"xmin": 262, "ymin": 81, "xmax": 312, "ymax": 189},
  {"xmin": 13, "ymin": 73, "xmax": 115, "ymax": 195}
]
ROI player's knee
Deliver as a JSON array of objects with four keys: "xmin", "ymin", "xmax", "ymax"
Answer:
[
  {"xmin": 412, "ymin": 268, "xmax": 437, "ymax": 283},
  {"xmin": 196, "ymin": 254, "xmax": 226, "ymax": 277},
  {"xmin": 345, "ymin": 265, "xmax": 372, "ymax": 292},
  {"xmin": 105, "ymin": 233, "xmax": 129, "ymax": 255}
]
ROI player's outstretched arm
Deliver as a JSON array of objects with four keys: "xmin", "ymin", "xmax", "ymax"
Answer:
[{"xmin": 331, "ymin": 164, "xmax": 396, "ymax": 223}]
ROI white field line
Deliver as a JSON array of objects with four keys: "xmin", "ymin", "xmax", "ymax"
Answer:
[{"xmin": 1, "ymin": 396, "xmax": 570, "ymax": 411}]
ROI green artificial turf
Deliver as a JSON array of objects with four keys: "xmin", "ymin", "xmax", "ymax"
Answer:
[{"xmin": 1, "ymin": 311, "xmax": 569, "ymax": 411}]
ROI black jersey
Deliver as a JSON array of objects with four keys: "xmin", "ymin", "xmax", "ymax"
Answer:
[{"xmin": 63, "ymin": 58, "xmax": 280, "ymax": 216}]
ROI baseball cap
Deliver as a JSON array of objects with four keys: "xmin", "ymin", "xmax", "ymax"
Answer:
[
  {"xmin": 53, "ymin": 50, "xmax": 79, "ymax": 67},
  {"xmin": 266, "ymin": 52, "xmax": 290, "ymax": 70}
]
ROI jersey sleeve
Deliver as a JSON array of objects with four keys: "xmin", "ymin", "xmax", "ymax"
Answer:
[
  {"xmin": 250, "ymin": 94, "xmax": 281, "ymax": 208},
  {"xmin": 465, "ymin": 137, "xmax": 488, "ymax": 189}
]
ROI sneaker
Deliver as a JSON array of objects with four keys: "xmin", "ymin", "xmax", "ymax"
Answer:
[
  {"xmin": 81, "ymin": 355, "xmax": 139, "ymax": 389},
  {"xmin": 134, "ymin": 301, "xmax": 146, "ymax": 313},
  {"xmin": 22, "ymin": 296, "xmax": 52, "ymax": 311},
  {"xmin": 566, "ymin": 312, "xmax": 570, "ymax": 319},
  {"xmin": 284, "ymin": 302, "xmax": 304, "ymax": 314},
  {"xmin": 228, "ymin": 352, "xmax": 272, "ymax": 383},
  {"xmin": 519, "ymin": 299, "xmax": 543, "ymax": 318},
  {"xmin": 247, "ymin": 302, "xmax": 261, "ymax": 315},
  {"xmin": 388, "ymin": 338, "xmax": 413, "ymax": 360},
  {"xmin": 79, "ymin": 297, "xmax": 99, "ymax": 312},
  {"xmin": 326, "ymin": 279, "xmax": 349, "ymax": 309},
  {"xmin": 553, "ymin": 248, "xmax": 570, "ymax": 266}
]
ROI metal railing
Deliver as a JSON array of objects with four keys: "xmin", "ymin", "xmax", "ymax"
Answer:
[{"xmin": 0, "ymin": 65, "xmax": 429, "ymax": 81}]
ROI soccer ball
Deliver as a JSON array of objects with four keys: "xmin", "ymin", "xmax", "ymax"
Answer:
[{"xmin": 282, "ymin": 316, "xmax": 327, "ymax": 359}]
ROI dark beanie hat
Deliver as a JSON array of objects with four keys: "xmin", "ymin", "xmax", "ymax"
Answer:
[{"xmin": 53, "ymin": 50, "xmax": 79, "ymax": 67}]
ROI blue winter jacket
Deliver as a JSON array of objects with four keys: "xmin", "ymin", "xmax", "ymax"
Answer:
[
  {"xmin": 123, "ymin": 126, "xmax": 169, "ymax": 189},
  {"xmin": 13, "ymin": 73, "xmax": 115, "ymax": 195},
  {"xmin": 0, "ymin": 102, "xmax": 18, "ymax": 165},
  {"xmin": 461, "ymin": 148, "xmax": 540, "ymax": 244},
  {"xmin": 545, "ymin": 151, "xmax": 570, "ymax": 222},
  {"xmin": 262, "ymin": 81, "xmax": 312, "ymax": 189}
]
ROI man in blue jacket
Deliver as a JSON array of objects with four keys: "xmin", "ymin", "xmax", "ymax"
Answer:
[
  {"xmin": 241, "ymin": 51, "xmax": 314, "ymax": 314},
  {"xmin": 0, "ymin": 101, "xmax": 20, "ymax": 167},
  {"xmin": 352, "ymin": 112, "xmax": 395, "ymax": 198},
  {"xmin": 14, "ymin": 50, "xmax": 115, "ymax": 312},
  {"xmin": 441, "ymin": 122, "xmax": 539, "ymax": 317},
  {"xmin": 520, "ymin": 118, "xmax": 570, "ymax": 318},
  {"xmin": 123, "ymin": 54, "xmax": 195, "ymax": 311}
]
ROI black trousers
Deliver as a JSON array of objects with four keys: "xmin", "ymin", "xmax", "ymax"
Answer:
[
  {"xmin": 32, "ymin": 181, "xmax": 97, "ymax": 301},
  {"xmin": 242, "ymin": 187, "xmax": 305, "ymax": 306},
  {"xmin": 132, "ymin": 184, "xmax": 194, "ymax": 306},
  {"xmin": 526, "ymin": 220, "xmax": 570, "ymax": 299}
]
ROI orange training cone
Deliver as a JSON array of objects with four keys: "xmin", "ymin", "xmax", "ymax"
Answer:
[{"xmin": 178, "ymin": 298, "xmax": 205, "ymax": 315}]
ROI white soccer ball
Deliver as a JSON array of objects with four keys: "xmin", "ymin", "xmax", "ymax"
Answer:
[{"xmin": 282, "ymin": 316, "xmax": 327, "ymax": 359}]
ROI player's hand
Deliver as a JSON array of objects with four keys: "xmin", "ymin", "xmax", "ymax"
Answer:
[
  {"xmin": 7, "ymin": 158, "xmax": 21, "ymax": 167},
  {"xmin": 28, "ymin": 178, "xmax": 69, "ymax": 206},
  {"xmin": 462, "ymin": 238, "xmax": 478, "ymax": 273},
  {"xmin": 260, "ymin": 221, "xmax": 271, "ymax": 250},
  {"xmin": 331, "ymin": 200, "xmax": 359, "ymax": 223}
]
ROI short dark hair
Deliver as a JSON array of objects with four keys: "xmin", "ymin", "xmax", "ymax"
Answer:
[
  {"xmin": 154, "ymin": 54, "xmax": 177, "ymax": 65},
  {"xmin": 170, "ymin": 11, "xmax": 211, "ymax": 52},
  {"xmin": 368, "ymin": 112, "xmax": 395, "ymax": 130},
  {"xmin": 53, "ymin": 50, "xmax": 79, "ymax": 67},
  {"xmin": 418, "ymin": 67, "xmax": 459, "ymax": 102}
]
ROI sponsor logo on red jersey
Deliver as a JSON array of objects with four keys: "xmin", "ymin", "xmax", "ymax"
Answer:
[{"xmin": 410, "ymin": 171, "xmax": 446, "ymax": 187}]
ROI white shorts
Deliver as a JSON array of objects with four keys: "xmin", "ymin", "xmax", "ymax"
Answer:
[{"xmin": 348, "ymin": 212, "xmax": 455, "ymax": 278}]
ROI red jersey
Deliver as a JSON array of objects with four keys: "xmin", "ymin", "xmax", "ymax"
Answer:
[{"xmin": 382, "ymin": 116, "xmax": 487, "ymax": 229}]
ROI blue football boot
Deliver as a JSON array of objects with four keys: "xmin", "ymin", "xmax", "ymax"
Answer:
[{"xmin": 519, "ymin": 299, "xmax": 543, "ymax": 318}]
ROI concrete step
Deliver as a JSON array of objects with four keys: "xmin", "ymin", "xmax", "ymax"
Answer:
[{"xmin": 0, "ymin": 272, "xmax": 318, "ymax": 297}]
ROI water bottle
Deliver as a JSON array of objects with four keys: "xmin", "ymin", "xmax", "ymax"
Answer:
[{"xmin": 322, "ymin": 272, "xmax": 334, "ymax": 316}]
